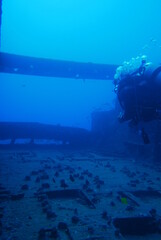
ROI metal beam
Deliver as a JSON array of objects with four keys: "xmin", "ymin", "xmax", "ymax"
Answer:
[
  {"xmin": 0, "ymin": 1, "xmax": 117, "ymax": 80},
  {"xmin": 0, "ymin": 52, "xmax": 117, "ymax": 80},
  {"xmin": 0, "ymin": 0, "xmax": 2, "ymax": 47},
  {"xmin": 0, "ymin": 122, "xmax": 91, "ymax": 147}
]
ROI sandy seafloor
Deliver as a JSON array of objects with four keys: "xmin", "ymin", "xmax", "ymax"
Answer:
[{"xmin": 0, "ymin": 147, "xmax": 161, "ymax": 240}]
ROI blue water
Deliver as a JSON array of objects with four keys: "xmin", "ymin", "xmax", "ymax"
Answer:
[
  {"xmin": 1, "ymin": 2, "xmax": 161, "ymax": 239},
  {"xmin": 0, "ymin": 0, "xmax": 161, "ymax": 129}
]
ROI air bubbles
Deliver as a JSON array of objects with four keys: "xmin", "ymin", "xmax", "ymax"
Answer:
[
  {"xmin": 141, "ymin": 55, "xmax": 147, "ymax": 61},
  {"xmin": 150, "ymin": 38, "xmax": 157, "ymax": 46},
  {"xmin": 142, "ymin": 44, "xmax": 149, "ymax": 50},
  {"xmin": 114, "ymin": 55, "xmax": 151, "ymax": 83}
]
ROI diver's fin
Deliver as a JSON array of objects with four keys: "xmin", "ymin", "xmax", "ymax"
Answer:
[{"xmin": 141, "ymin": 128, "xmax": 150, "ymax": 144}]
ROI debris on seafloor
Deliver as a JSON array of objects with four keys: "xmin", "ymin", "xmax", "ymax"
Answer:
[
  {"xmin": 0, "ymin": 221, "xmax": 2, "ymax": 236},
  {"xmin": 113, "ymin": 216, "xmax": 161, "ymax": 236},
  {"xmin": 40, "ymin": 173, "xmax": 49, "ymax": 180},
  {"xmin": 0, "ymin": 186, "xmax": 10, "ymax": 200},
  {"xmin": 58, "ymin": 222, "xmax": 74, "ymax": 240},
  {"xmin": 38, "ymin": 227, "xmax": 58, "ymax": 240},
  {"xmin": 41, "ymin": 183, "xmax": 50, "ymax": 189},
  {"xmin": 21, "ymin": 184, "xmax": 29, "ymax": 190},
  {"xmin": 1, "ymin": 149, "xmax": 161, "ymax": 240},
  {"xmin": 11, "ymin": 193, "xmax": 25, "ymax": 201},
  {"xmin": 24, "ymin": 175, "xmax": 31, "ymax": 181},
  {"xmin": 101, "ymin": 210, "xmax": 108, "ymax": 220},
  {"xmin": 60, "ymin": 179, "xmax": 68, "ymax": 189},
  {"xmin": 71, "ymin": 215, "xmax": 80, "ymax": 224},
  {"xmin": 69, "ymin": 174, "xmax": 75, "ymax": 182}
]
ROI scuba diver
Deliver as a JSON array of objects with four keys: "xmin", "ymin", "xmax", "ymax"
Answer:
[{"xmin": 114, "ymin": 55, "xmax": 161, "ymax": 144}]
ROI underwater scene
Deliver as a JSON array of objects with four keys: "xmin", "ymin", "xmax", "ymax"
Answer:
[{"xmin": 1, "ymin": 0, "xmax": 161, "ymax": 239}]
